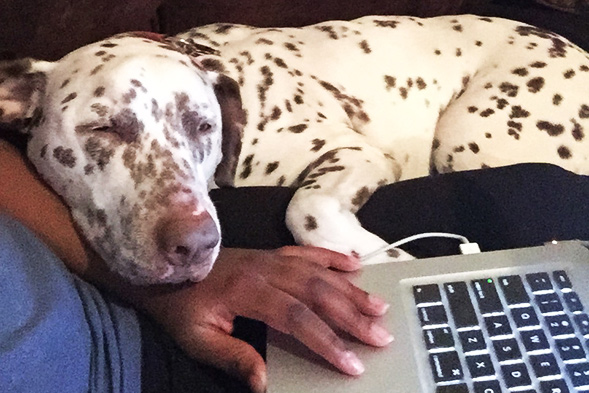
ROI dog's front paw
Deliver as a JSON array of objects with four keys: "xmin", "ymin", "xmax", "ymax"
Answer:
[{"xmin": 286, "ymin": 193, "xmax": 414, "ymax": 264}]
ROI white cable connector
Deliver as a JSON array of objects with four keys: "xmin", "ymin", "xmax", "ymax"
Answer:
[
  {"xmin": 459, "ymin": 242, "xmax": 481, "ymax": 254},
  {"xmin": 361, "ymin": 232, "xmax": 480, "ymax": 262}
]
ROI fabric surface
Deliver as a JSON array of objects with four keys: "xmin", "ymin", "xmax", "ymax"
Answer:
[
  {"xmin": 0, "ymin": 214, "xmax": 142, "ymax": 393},
  {"xmin": 211, "ymin": 163, "xmax": 589, "ymax": 258}
]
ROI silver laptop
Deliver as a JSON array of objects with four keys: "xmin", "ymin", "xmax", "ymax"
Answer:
[{"xmin": 267, "ymin": 240, "xmax": 589, "ymax": 392}]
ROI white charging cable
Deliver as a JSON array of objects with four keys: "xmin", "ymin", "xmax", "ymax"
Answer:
[{"xmin": 361, "ymin": 232, "xmax": 481, "ymax": 262}]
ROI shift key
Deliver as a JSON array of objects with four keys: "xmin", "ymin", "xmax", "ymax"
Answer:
[{"xmin": 444, "ymin": 282, "xmax": 478, "ymax": 328}]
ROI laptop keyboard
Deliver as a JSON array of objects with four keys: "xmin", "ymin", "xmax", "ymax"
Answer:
[{"xmin": 412, "ymin": 270, "xmax": 589, "ymax": 392}]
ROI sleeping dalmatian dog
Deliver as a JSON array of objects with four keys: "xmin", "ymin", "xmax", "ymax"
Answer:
[{"xmin": 1, "ymin": 15, "xmax": 588, "ymax": 284}]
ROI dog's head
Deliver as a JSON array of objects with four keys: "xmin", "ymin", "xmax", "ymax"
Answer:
[{"xmin": 0, "ymin": 33, "xmax": 244, "ymax": 284}]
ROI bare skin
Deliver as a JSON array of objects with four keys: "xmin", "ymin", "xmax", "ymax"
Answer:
[{"xmin": 0, "ymin": 139, "xmax": 392, "ymax": 393}]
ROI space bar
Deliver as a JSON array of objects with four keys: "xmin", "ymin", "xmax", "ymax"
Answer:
[{"xmin": 444, "ymin": 282, "xmax": 478, "ymax": 328}]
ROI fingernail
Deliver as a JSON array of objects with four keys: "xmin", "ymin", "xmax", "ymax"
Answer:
[
  {"xmin": 371, "ymin": 324, "xmax": 394, "ymax": 346},
  {"xmin": 369, "ymin": 294, "xmax": 390, "ymax": 314},
  {"xmin": 343, "ymin": 351, "xmax": 365, "ymax": 375}
]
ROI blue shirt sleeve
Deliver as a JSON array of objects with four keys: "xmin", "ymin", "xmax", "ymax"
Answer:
[{"xmin": 0, "ymin": 214, "xmax": 142, "ymax": 393}]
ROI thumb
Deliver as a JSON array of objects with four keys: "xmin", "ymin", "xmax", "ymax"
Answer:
[{"xmin": 190, "ymin": 328, "xmax": 267, "ymax": 393}]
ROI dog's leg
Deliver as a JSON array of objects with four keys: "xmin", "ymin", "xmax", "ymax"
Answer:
[{"xmin": 286, "ymin": 144, "xmax": 414, "ymax": 264}]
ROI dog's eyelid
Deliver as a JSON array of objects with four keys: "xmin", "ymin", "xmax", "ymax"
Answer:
[{"xmin": 92, "ymin": 124, "xmax": 112, "ymax": 132}]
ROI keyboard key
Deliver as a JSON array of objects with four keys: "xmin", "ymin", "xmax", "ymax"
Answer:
[
  {"xmin": 429, "ymin": 351, "xmax": 464, "ymax": 382},
  {"xmin": 574, "ymin": 313, "xmax": 589, "ymax": 335},
  {"xmin": 499, "ymin": 275, "xmax": 530, "ymax": 305},
  {"xmin": 565, "ymin": 362, "xmax": 589, "ymax": 388},
  {"xmin": 553, "ymin": 270, "xmax": 572, "ymax": 290},
  {"xmin": 511, "ymin": 306, "xmax": 540, "ymax": 328},
  {"xmin": 484, "ymin": 314, "xmax": 512, "ymax": 337},
  {"xmin": 527, "ymin": 273, "xmax": 553, "ymax": 292},
  {"xmin": 444, "ymin": 282, "xmax": 478, "ymax": 328},
  {"xmin": 529, "ymin": 353, "xmax": 560, "ymax": 378},
  {"xmin": 501, "ymin": 362, "xmax": 532, "ymax": 389},
  {"xmin": 418, "ymin": 305, "xmax": 448, "ymax": 326},
  {"xmin": 521, "ymin": 329, "xmax": 550, "ymax": 352},
  {"xmin": 563, "ymin": 291, "xmax": 584, "ymax": 313},
  {"xmin": 466, "ymin": 354, "xmax": 495, "ymax": 378},
  {"xmin": 414, "ymin": 284, "xmax": 442, "ymax": 304},
  {"xmin": 472, "ymin": 278, "xmax": 503, "ymax": 314},
  {"xmin": 436, "ymin": 383, "xmax": 469, "ymax": 393},
  {"xmin": 545, "ymin": 314, "xmax": 575, "ymax": 336},
  {"xmin": 535, "ymin": 293, "xmax": 564, "ymax": 314},
  {"xmin": 555, "ymin": 337, "xmax": 586, "ymax": 361},
  {"xmin": 424, "ymin": 327, "xmax": 454, "ymax": 350},
  {"xmin": 493, "ymin": 338, "xmax": 522, "ymax": 361},
  {"xmin": 459, "ymin": 329, "xmax": 486, "ymax": 352},
  {"xmin": 539, "ymin": 379, "xmax": 569, "ymax": 393},
  {"xmin": 473, "ymin": 380, "xmax": 502, "ymax": 393}
]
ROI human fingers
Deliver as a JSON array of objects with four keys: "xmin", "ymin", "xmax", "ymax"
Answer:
[
  {"xmin": 187, "ymin": 326, "xmax": 267, "ymax": 393},
  {"xmin": 265, "ymin": 251, "xmax": 390, "ymax": 317},
  {"xmin": 228, "ymin": 271, "xmax": 366, "ymax": 376},
  {"xmin": 275, "ymin": 245, "xmax": 361, "ymax": 271},
  {"xmin": 306, "ymin": 276, "xmax": 394, "ymax": 347}
]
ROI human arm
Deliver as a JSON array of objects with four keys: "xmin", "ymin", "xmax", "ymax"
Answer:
[{"xmin": 0, "ymin": 139, "xmax": 392, "ymax": 392}]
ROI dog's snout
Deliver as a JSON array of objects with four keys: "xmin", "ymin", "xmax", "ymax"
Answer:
[{"xmin": 157, "ymin": 211, "xmax": 220, "ymax": 268}]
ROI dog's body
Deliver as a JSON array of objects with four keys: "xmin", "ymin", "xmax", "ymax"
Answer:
[{"xmin": 1, "ymin": 15, "xmax": 588, "ymax": 283}]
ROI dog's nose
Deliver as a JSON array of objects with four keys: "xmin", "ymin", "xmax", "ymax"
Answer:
[{"xmin": 156, "ymin": 211, "xmax": 220, "ymax": 267}]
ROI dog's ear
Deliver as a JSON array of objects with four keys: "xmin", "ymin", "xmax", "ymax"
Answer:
[
  {"xmin": 0, "ymin": 59, "xmax": 55, "ymax": 132},
  {"xmin": 212, "ymin": 73, "xmax": 244, "ymax": 187}
]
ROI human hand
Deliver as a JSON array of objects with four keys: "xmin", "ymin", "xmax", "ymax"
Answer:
[{"xmin": 143, "ymin": 246, "xmax": 393, "ymax": 393}]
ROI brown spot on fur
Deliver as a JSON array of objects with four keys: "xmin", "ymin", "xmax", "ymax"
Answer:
[
  {"xmin": 527, "ymin": 77, "xmax": 545, "ymax": 93},
  {"xmin": 265, "ymin": 161, "xmax": 279, "ymax": 174},
  {"xmin": 240, "ymin": 154, "xmax": 254, "ymax": 179},
  {"xmin": 374, "ymin": 20, "xmax": 399, "ymax": 28},
  {"xmin": 94, "ymin": 86, "xmax": 105, "ymax": 97},
  {"xmin": 496, "ymin": 98, "xmax": 509, "ymax": 110},
  {"xmin": 553, "ymin": 94, "xmax": 563, "ymax": 105},
  {"xmin": 112, "ymin": 108, "xmax": 143, "ymax": 143},
  {"xmin": 530, "ymin": 61, "xmax": 547, "ymax": 68},
  {"xmin": 288, "ymin": 124, "xmax": 308, "ymax": 133},
  {"xmin": 304, "ymin": 215, "xmax": 318, "ymax": 231},
  {"xmin": 359, "ymin": 40, "xmax": 371, "ymax": 53},
  {"xmin": 61, "ymin": 92, "xmax": 77, "ymax": 104},
  {"xmin": 85, "ymin": 137, "xmax": 115, "ymax": 170},
  {"xmin": 90, "ymin": 64, "xmax": 104, "ymax": 75},
  {"xmin": 351, "ymin": 186, "xmax": 371, "ymax": 207},
  {"xmin": 480, "ymin": 108, "xmax": 495, "ymax": 117},
  {"xmin": 384, "ymin": 75, "xmax": 396, "ymax": 90},
  {"xmin": 311, "ymin": 138, "xmax": 326, "ymax": 152},
  {"xmin": 274, "ymin": 58, "xmax": 287, "ymax": 68},
  {"xmin": 499, "ymin": 82, "xmax": 519, "ymax": 97},
  {"xmin": 580, "ymin": 104, "xmax": 589, "ymax": 119},
  {"xmin": 563, "ymin": 69, "xmax": 576, "ymax": 79},
  {"xmin": 201, "ymin": 58, "xmax": 226, "ymax": 73},
  {"xmin": 90, "ymin": 103, "xmax": 109, "ymax": 117},
  {"xmin": 537, "ymin": 120, "xmax": 565, "ymax": 136},
  {"xmin": 557, "ymin": 146, "xmax": 572, "ymax": 159},
  {"xmin": 572, "ymin": 119, "xmax": 585, "ymax": 141},
  {"xmin": 270, "ymin": 106, "xmax": 282, "ymax": 120},
  {"xmin": 468, "ymin": 143, "xmax": 480, "ymax": 153},
  {"xmin": 512, "ymin": 68, "xmax": 529, "ymax": 76},
  {"xmin": 510, "ymin": 106, "xmax": 530, "ymax": 119},
  {"xmin": 53, "ymin": 146, "xmax": 76, "ymax": 168}
]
